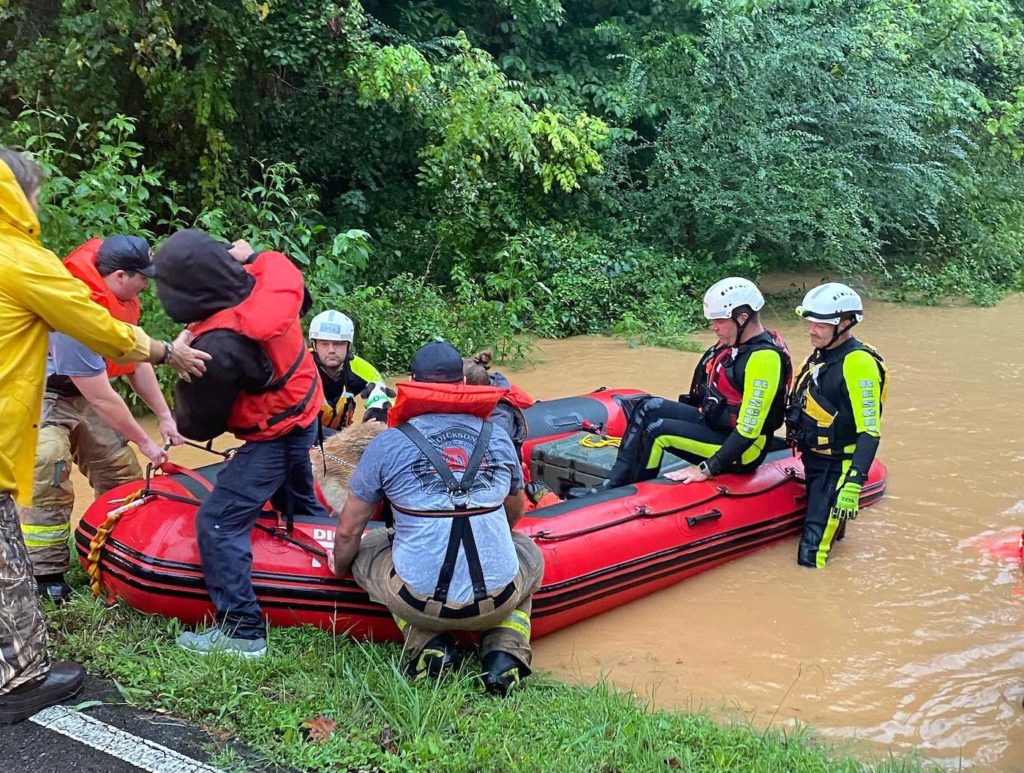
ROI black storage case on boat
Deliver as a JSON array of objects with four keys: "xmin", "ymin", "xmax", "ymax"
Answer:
[{"xmin": 530, "ymin": 431, "xmax": 691, "ymax": 494}]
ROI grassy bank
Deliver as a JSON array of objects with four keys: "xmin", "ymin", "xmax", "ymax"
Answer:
[{"xmin": 47, "ymin": 579, "xmax": 919, "ymax": 772}]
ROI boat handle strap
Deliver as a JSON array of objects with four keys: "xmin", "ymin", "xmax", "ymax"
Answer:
[{"xmin": 685, "ymin": 509, "xmax": 723, "ymax": 528}]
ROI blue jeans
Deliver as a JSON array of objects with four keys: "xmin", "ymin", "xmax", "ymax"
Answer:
[{"xmin": 195, "ymin": 420, "xmax": 327, "ymax": 639}]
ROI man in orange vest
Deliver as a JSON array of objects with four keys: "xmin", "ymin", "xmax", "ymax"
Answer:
[
  {"xmin": 331, "ymin": 341, "xmax": 543, "ymax": 696},
  {"xmin": 19, "ymin": 235, "xmax": 183, "ymax": 605},
  {"xmin": 154, "ymin": 229, "xmax": 326, "ymax": 658}
]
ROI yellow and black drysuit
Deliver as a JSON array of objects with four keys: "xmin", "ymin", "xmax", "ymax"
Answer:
[
  {"xmin": 786, "ymin": 337, "xmax": 886, "ymax": 567},
  {"xmin": 314, "ymin": 350, "xmax": 384, "ymax": 429},
  {"xmin": 600, "ymin": 332, "xmax": 791, "ymax": 487}
]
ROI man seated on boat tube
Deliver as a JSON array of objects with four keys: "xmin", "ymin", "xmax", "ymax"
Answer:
[
  {"xmin": 330, "ymin": 340, "xmax": 544, "ymax": 697},
  {"xmin": 20, "ymin": 235, "xmax": 184, "ymax": 606},
  {"xmin": 786, "ymin": 283, "xmax": 886, "ymax": 568},
  {"xmin": 154, "ymin": 229, "xmax": 328, "ymax": 659},
  {"xmin": 569, "ymin": 277, "xmax": 792, "ymax": 497},
  {"xmin": 307, "ymin": 309, "xmax": 391, "ymax": 428}
]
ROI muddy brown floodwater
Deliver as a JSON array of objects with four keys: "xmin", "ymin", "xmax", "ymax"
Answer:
[{"xmin": 73, "ymin": 295, "xmax": 1024, "ymax": 769}]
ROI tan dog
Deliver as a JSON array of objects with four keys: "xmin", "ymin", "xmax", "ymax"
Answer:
[{"xmin": 311, "ymin": 420, "xmax": 387, "ymax": 512}]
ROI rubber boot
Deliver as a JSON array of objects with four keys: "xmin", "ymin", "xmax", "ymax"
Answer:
[
  {"xmin": 406, "ymin": 633, "xmax": 461, "ymax": 679},
  {"xmin": 35, "ymin": 573, "xmax": 72, "ymax": 606},
  {"xmin": 481, "ymin": 650, "xmax": 530, "ymax": 697},
  {"xmin": 0, "ymin": 662, "xmax": 84, "ymax": 725},
  {"xmin": 566, "ymin": 479, "xmax": 615, "ymax": 499}
]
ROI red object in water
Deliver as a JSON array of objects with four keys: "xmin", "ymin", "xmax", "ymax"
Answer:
[{"xmin": 76, "ymin": 388, "xmax": 887, "ymax": 641}]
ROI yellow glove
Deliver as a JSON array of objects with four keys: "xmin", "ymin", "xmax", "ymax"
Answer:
[{"xmin": 830, "ymin": 481, "xmax": 862, "ymax": 521}]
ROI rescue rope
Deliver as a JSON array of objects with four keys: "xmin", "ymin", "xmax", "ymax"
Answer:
[
  {"xmin": 578, "ymin": 434, "xmax": 620, "ymax": 448},
  {"xmin": 311, "ymin": 446, "xmax": 358, "ymax": 470},
  {"xmin": 86, "ymin": 489, "xmax": 149, "ymax": 599}
]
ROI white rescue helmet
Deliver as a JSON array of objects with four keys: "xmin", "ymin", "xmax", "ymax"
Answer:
[
  {"xmin": 796, "ymin": 283, "xmax": 863, "ymax": 325},
  {"xmin": 309, "ymin": 310, "xmax": 354, "ymax": 342},
  {"xmin": 702, "ymin": 277, "xmax": 765, "ymax": 320}
]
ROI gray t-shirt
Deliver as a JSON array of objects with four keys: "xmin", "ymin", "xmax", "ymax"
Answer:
[
  {"xmin": 46, "ymin": 333, "xmax": 106, "ymax": 378},
  {"xmin": 349, "ymin": 413, "xmax": 524, "ymax": 603}
]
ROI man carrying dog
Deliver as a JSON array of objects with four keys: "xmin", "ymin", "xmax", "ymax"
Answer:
[
  {"xmin": 154, "ymin": 229, "xmax": 327, "ymax": 658},
  {"xmin": 331, "ymin": 340, "xmax": 544, "ymax": 696}
]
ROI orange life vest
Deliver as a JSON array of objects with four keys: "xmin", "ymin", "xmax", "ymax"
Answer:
[
  {"xmin": 189, "ymin": 252, "xmax": 323, "ymax": 441},
  {"xmin": 387, "ymin": 381, "xmax": 505, "ymax": 427},
  {"xmin": 63, "ymin": 238, "xmax": 140, "ymax": 378}
]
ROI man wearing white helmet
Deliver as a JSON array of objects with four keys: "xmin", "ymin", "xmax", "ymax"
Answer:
[
  {"xmin": 787, "ymin": 282, "xmax": 886, "ymax": 568},
  {"xmin": 569, "ymin": 277, "xmax": 791, "ymax": 497},
  {"xmin": 308, "ymin": 310, "xmax": 388, "ymax": 428}
]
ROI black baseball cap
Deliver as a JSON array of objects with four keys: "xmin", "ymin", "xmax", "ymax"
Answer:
[
  {"xmin": 410, "ymin": 340, "xmax": 464, "ymax": 383},
  {"xmin": 98, "ymin": 235, "xmax": 155, "ymax": 277}
]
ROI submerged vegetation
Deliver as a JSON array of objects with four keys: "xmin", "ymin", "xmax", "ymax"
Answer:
[{"xmin": 3, "ymin": 0, "xmax": 1024, "ymax": 372}]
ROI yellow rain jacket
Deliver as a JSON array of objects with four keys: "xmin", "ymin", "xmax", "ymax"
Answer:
[{"xmin": 0, "ymin": 159, "xmax": 152, "ymax": 506}]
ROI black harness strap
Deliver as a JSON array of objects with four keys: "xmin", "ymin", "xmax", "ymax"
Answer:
[
  {"xmin": 263, "ymin": 346, "xmax": 306, "ymax": 393},
  {"xmin": 236, "ymin": 372, "xmax": 320, "ymax": 435},
  {"xmin": 395, "ymin": 420, "xmax": 494, "ymax": 604}
]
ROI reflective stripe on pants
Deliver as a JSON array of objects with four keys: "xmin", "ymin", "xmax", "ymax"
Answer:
[{"xmin": 19, "ymin": 393, "xmax": 142, "ymax": 576}]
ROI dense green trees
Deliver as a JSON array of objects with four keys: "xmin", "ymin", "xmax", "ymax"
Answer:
[{"xmin": 2, "ymin": 0, "xmax": 1023, "ymax": 367}]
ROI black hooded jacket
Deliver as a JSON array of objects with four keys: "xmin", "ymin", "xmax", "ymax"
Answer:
[{"xmin": 154, "ymin": 230, "xmax": 274, "ymax": 440}]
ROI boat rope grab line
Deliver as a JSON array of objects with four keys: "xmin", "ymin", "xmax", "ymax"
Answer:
[
  {"xmin": 86, "ymin": 490, "xmax": 150, "ymax": 599},
  {"xmin": 533, "ymin": 470, "xmax": 802, "ymax": 542},
  {"xmin": 87, "ymin": 456, "xmax": 328, "ymax": 598}
]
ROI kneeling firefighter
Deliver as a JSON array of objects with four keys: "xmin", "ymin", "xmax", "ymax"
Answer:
[
  {"xmin": 331, "ymin": 341, "xmax": 544, "ymax": 696},
  {"xmin": 154, "ymin": 229, "xmax": 328, "ymax": 658},
  {"xmin": 787, "ymin": 283, "xmax": 887, "ymax": 568},
  {"xmin": 569, "ymin": 277, "xmax": 792, "ymax": 496}
]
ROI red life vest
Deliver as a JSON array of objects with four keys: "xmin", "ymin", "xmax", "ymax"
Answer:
[
  {"xmin": 695, "ymin": 330, "xmax": 792, "ymax": 433},
  {"xmin": 63, "ymin": 238, "xmax": 140, "ymax": 378},
  {"xmin": 387, "ymin": 381, "xmax": 505, "ymax": 427},
  {"xmin": 189, "ymin": 252, "xmax": 323, "ymax": 441},
  {"xmin": 504, "ymin": 382, "xmax": 534, "ymax": 409}
]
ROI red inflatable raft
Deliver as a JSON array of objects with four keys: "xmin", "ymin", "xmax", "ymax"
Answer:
[{"xmin": 75, "ymin": 388, "xmax": 886, "ymax": 641}]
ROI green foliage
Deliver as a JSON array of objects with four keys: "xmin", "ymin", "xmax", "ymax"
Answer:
[
  {"xmin": 4, "ymin": 108, "xmax": 164, "ymax": 256},
  {"xmin": 3, "ymin": 0, "xmax": 1023, "ymax": 391}
]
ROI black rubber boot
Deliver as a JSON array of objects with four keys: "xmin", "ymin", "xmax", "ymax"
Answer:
[
  {"xmin": 0, "ymin": 662, "xmax": 84, "ymax": 725},
  {"xmin": 797, "ymin": 545, "xmax": 818, "ymax": 568},
  {"xmin": 481, "ymin": 650, "xmax": 530, "ymax": 697},
  {"xmin": 406, "ymin": 633, "xmax": 461, "ymax": 679},
  {"xmin": 35, "ymin": 574, "xmax": 73, "ymax": 606},
  {"xmin": 566, "ymin": 479, "xmax": 614, "ymax": 499}
]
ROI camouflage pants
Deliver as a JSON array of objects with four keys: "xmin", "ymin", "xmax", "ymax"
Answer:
[
  {"xmin": 353, "ymin": 529, "xmax": 544, "ymax": 668},
  {"xmin": 0, "ymin": 493, "xmax": 50, "ymax": 695},
  {"xmin": 19, "ymin": 393, "xmax": 142, "ymax": 576}
]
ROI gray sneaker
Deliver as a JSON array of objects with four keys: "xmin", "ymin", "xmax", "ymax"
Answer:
[{"xmin": 177, "ymin": 628, "xmax": 267, "ymax": 659}]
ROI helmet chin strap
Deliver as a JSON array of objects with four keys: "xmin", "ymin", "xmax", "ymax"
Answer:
[
  {"xmin": 731, "ymin": 311, "xmax": 750, "ymax": 347},
  {"xmin": 825, "ymin": 316, "xmax": 859, "ymax": 350}
]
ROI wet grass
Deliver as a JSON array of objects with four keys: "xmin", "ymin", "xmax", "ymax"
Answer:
[{"xmin": 44, "ymin": 578, "xmax": 922, "ymax": 773}]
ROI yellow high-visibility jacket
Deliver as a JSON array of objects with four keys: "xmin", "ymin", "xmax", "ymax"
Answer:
[{"xmin": 0, "ymin": 160, "xmax": 151, "ymax": 505}]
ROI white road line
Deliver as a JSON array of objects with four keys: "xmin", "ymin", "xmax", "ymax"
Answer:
[{"xmin": 29, "ymin": 705, "xmax": 222, "ymax": 773}]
